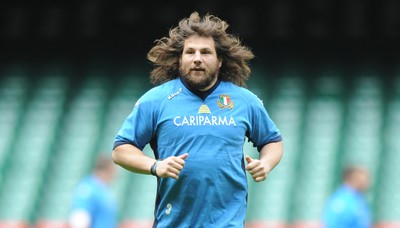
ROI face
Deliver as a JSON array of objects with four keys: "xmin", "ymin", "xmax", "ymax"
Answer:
[
  {"xmin": 347, "ymin": 168, "xmax": 370, "ymax": 192},
  {"xmin": 179, "ymin": 35, "xmax": 222, "ymax": 91},
  {"xmin": 103, "ymin": 162, "xmax": 117, "ymax": 184},
  {"xmin": 355, "ymin": 169, "xmax": 370, "ymax": 192}
]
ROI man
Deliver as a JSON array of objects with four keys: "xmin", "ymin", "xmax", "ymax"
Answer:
[
  {"xmin": 112, "ymin": 11, "xmax": 283, "ymax": 227},
  {"xmin": 323, "ymin": 165, "xmax": 372, "ymax": 228},
  {"xmin": 69, "ymin": 155, "xmax": 118, "ymax": 228}
]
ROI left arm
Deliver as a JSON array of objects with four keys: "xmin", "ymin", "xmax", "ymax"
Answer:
[{"xmin": 246, "ymin": 141, "xmax": 283, "ymax": 182}]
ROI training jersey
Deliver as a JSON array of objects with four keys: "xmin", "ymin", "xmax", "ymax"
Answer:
[
  {"xmin": 323, "ymin": 185, "xmax": 371, "ymax": 228},
  {"xmin": 70, "ymin": 175, "xmax": 117, "ymax": 228},
  {"xmin": 115, "ymin": 78, "xmax": 282, "ymax": 228}
]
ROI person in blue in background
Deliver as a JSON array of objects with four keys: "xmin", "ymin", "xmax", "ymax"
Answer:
[
  {"xmin": 69, "ymin": 155, "xmax": 117, "ymax": 228},
  {"xmin": 323, "ymin": 165, "xmax": 372, "ymax": 228}
]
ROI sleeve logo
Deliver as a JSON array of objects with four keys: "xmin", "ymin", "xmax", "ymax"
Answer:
[{"xmin": 134, "ymin": 98, "xmax": 141, "ymax": 108}]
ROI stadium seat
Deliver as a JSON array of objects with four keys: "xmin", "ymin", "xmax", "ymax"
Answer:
[
  {"xmin": 0, "ymin": 74, "xmax": 28, "ymax": 224},
  {"xmin": 119, "ymin": 145, "xmax": 157, "ymax": 225},
  {"xmin": 0, "ymin": 66, "xmax": 398, "ymax": 227},
  {"xmin": 0, "ymin": 75, "xmax": 27, "ymax": 182},
  {"xmin": 375, "ymin": 95, "xmax": 400, "ymax": 223},
  {"xmin": 246, "ymin": 75, "xmax": 306, "ymax": 224},
  {"xmin": 290, "ymin": 75, "xmax": 344, "ymax": 225},
  {"xmin": 37, "ymin": 75, "xmax": 109, "ymax": 222},
  {"xmin": 340, "ymin": 75, "xmax": 384, "ymax": 210},
  {"xmin": 0, "ymin": 74, "xmax": 67, "ymax": 224}
]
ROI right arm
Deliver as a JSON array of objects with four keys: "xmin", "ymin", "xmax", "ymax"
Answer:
[
  {"xmin": 112, "ymin": 144, "xmax": 156, "ymax": 175},
  {"xmin": 112, "ymin": 144, "xmax": 188, "ymax": 179},
  {"xmin": 113, "ymin": 92, "xmax": 188, "ymax": 178}
]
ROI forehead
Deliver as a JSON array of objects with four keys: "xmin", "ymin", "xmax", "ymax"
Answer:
[
  {"xmin": 183, "ymin": 35, "xmax": 216, "ymax": 50},
  {"xmin": 353, "ymin": 168, "xmax": 369, "ymax": 178}
]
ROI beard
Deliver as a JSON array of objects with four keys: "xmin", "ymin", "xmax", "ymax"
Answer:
[{"xmin": 179, "ymin": 67, "xmax": 218, "ymax": 91}]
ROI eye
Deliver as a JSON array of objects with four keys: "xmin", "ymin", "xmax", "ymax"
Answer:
[{"xmin": 184, "ymin": 49, "xmax": 194, "ymax": 54}]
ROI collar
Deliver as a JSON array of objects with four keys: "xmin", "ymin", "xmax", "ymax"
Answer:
[{"xmin": 179, "ymin": 77, "xmax": 221, "ymax": 101}]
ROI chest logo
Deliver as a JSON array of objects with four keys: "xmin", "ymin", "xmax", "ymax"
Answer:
[
  {"xmin": 217, "ymin": 94, "xmax": 234, "ymax": 109},
  {"xmin": 198, "ymin": 104, "xmax": 211, "ymax": 114}
]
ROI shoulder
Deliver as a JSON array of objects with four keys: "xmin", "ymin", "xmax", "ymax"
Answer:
[
  {"xmin": 74, "ymin": 177, "xmax": 97, "ymax": 199},
  {"xmin": 327, "ymin": 186, "xmax": 356, "ymax": 210},
  {"xmin": 221, "ymin": 81, "xmax": 264, "ymax": 107},
  {"xmin": 136, "ymin": 79, "xmax": 182, "ymax": 107}
]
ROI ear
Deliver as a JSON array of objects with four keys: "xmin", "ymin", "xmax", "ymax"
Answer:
[{"xmin": 218, "ymin": 58, "xmax": 222, "ymax": 68}]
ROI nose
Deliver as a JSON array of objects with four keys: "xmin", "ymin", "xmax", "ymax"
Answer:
[{"xmin": 193, "ymin": 51, "xmax": 202, "ymax": 64}]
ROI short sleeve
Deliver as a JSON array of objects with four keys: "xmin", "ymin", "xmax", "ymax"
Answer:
[
  {"xmin": 323, "ymin": 197, "xmax": 353, "ymax": 228},
  {"xmin": 246, "ymin": 96, "xmax": 282, "ymax": 151},
  {"xmin": 114, "ymin": 95, "xmax": 157, "ymax": 150},
  {"xmin": 70, "ymin": 182, "xmax": 95, "ymax": 213}
]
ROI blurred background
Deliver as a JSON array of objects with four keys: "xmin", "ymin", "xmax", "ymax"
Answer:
[{"xmin": 0, "ymin": 0, "xmax": 399, "ymax": 228}]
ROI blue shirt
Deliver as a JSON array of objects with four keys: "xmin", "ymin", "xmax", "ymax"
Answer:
[
  {"xmin": 323, "ymin": 185, "xmax": 371, "ymax": 228},
  {"xmin": 70, "ymin": 175, "xmax": 117, "ymax": 228},
  {"xmin": 115, "ymin": 78, "xmax": 282, "ymax": 227}
]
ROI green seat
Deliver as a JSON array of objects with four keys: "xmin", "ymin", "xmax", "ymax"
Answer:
[
  {"xmin": 0, "ymin": 74, "xmax": 68, "ymax": 222},
  {"xmin": 246, "ymin": 76, "xmax": 307, "ymax": 223},
  {"xmin": 120, "ymin": 145, "xmax": 156, "ymax": 221},
  {"xmin": 0, "ymin": 76, "xmax": 28, "ymax": 175},
  {"xmin": 37, "ymin": 76, "xmax": 109, "ymax": 221},
  {"xmin": 374, "ymin": 98, "xmax": 400, "ymax": 222},
  {"xmin": 290, "ymin": 76, "xmax": 345, "ymax": 222}
]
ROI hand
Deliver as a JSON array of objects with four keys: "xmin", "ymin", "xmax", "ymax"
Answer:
[
  {"xmin": 156, "ymin": 153, "xmax": 189, "ymax": 179},
  {"xmin": 245, "ymin": 155, "xmax": 269, "ymax": 182}
]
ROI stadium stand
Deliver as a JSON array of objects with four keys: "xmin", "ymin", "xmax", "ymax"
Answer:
[
  {"xmin": 291, "ymin": 75, "xmax": 345, "ymax": 228},
  {"xmin": 0, "ymin": 70, "xmax": 31, "ymax": 228},
  {"xmin": 0, "ymin": 66, "xmax": 399, "ymax": 228},
  {"xmin": 36, "ymin": 73, "xmax": 112, "ymax": 226},
  {"xmin": 246, "ymin": 73, "xmax": 306, "ymax": 228},
  {"xmin": 375, "ymin": 75, "xmax": 400, "ymax": 228}
]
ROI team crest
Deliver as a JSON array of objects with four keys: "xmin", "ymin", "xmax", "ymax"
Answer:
[
  {"xmin": 198, "ymin": 104, "xmax": 211, "ymax": 114},
  {"xmin": 217, "ymin": 94, "xmax": 234, "ymax": 109}
]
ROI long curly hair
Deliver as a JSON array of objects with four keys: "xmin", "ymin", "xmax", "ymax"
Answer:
[{"xmin": 147, "ymin": 11, "xmax": 255, "ymax": 87}]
